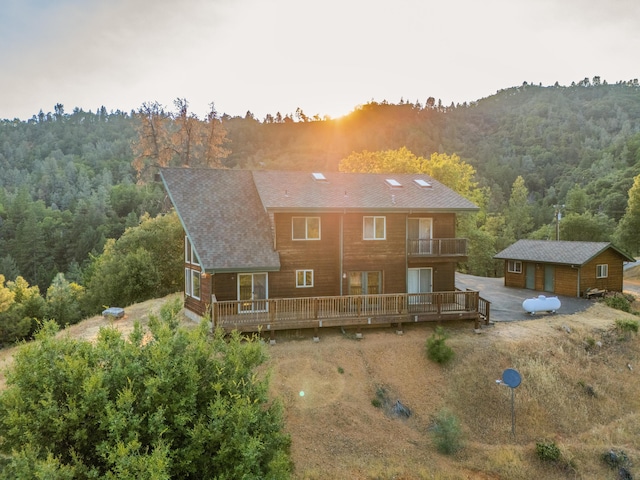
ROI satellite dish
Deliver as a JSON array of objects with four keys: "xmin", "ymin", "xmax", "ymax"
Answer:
[{"xmin": 502, "ymin": 368, "xmax": 521, "ymax": 388}]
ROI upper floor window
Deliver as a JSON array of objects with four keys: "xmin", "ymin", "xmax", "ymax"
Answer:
[
  {"xmin": 596, "ymin": 264, "xmax": 608, "ymax": 278},
  {"xmin": 507, "ymin": 260, "xmax": 522, "ymax": 274},
  {"xmin": 363, "ymin": 216, "xmax": 386, "ymax": 240},
  {"xmin": 185, "ymin": 236, "xmax": 199, "ymax": 265},
  {"xmin": 292, "ymin": 217, "xmax": 321, "ymax": 240}
]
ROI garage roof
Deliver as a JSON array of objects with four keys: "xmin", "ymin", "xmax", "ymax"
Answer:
[{"xmin": 494, "ymin": 240, "xmax": 635, "ymax": 265}]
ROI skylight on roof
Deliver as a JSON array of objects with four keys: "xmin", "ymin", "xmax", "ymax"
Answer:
[
  {"xmin": 312, "ymin": 172, "xmax": 327, "ymax": 181},
  {"xmin": 414, "ymin": 179, "xmax": 432, "ymax": 188},
  {"xmin": 385, "ymin": 178, "xmax": 403, "ymax": 188}
]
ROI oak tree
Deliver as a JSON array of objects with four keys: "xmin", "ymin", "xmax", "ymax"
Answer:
[{"xmin": 0, "ymin": 299, "xmax": 292, "ymax": 479}]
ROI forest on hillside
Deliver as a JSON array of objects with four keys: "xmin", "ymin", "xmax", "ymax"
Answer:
[{"xmin": 1, "ymin": 77, "xmax": 640, "ymax": 343}]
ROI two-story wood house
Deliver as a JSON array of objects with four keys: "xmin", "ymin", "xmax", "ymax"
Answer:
[{"xmin": 160, "ymin": 168, "xmax": 486, "ymax": 335}]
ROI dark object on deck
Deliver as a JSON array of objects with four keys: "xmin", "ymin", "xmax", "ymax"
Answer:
[
  {"xmin": 393, "ymin": 400, "xmax": 411, "ymax": 418},
  {"xmin": 102, "ymin": 307, "xmax": 125, "ymax": 319}
]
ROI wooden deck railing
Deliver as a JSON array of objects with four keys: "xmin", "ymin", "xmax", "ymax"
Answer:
[
  {"xmin": 211, "ymin": 290, "xmax": 488, "ymax": 333},
  {"xmin": 478, "ymin": 296, "xmax": 491, "ymax": 323},
  {"xmin": 407, "ymin": 238, "xmax": 468, "ymax": 256}
]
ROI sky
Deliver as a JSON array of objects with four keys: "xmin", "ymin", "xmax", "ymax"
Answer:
[{"xmin": 1, "ymin": 0, "xmax": 640, "ymax": 121}]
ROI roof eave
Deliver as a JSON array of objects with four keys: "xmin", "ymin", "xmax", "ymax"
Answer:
[
  {"xmin": 264, "ymin": 207, "xmax": 480, "ymax": 214},
  {"xmin": 205, "ymin": 266, "xmax": 281, "ymax": 274},
  {"xmin": 159, "ymin": 171, "xmax": 203, "ymax": 266}
]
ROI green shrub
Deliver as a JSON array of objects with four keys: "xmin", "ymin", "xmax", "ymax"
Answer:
[
  {"xmin": 615, "ymin": 318, "xmax": 639, "ymax": 336},
  {"xmin": 0, "ymin": 300, "xmax": 292, "ymax": 479},
  {"xmin": 426, "ymin": 327, "xmax": 455, "ymax": 365},
  {"xmin": 604, "ymin": 294, "xmax": 632, "ymax": 313},
  {"xmin": 535, "ymin": 440, "xmax": 561, "ymax": 462},
  {"xmin": 372, "ymin": 385, "xmax": 387, "ymax": 409},
  {"xmin": 431, "ymin": 409, "xmax": 463, "ymax": 455}
]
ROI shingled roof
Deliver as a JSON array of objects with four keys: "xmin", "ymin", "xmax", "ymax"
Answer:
[
  {"xmin": 251, "ymin": 170, "xmax": 479, "ymax": 212},
  {"xmin": 160, "ymin": 168, "xmax": 479, "ymax": 272},
  {"xmin": 160, "ymin": 168, "xmax": 281, "ymax": 273},
  {"xmin": 494, "ymin": 240, "xmax": 635, "ymax": 265}
]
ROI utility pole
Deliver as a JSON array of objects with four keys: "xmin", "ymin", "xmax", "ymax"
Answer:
[{"xmin": 554, "ymin": 204, "xmax": 564, "ymax": 240}]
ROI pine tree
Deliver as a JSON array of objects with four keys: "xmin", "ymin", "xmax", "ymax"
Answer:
[
  {"xmin": 505, "ymin": 176, "xmax": 533, "ymax": 240},
  {"xmin": 615, "ymin": 174, "xmax": 640, "ymax": 255}
]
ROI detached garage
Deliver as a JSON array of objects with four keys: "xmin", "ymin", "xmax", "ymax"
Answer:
[{"xmin": 494, "ymin": 240, "xmax": 635, "ymax": 298}]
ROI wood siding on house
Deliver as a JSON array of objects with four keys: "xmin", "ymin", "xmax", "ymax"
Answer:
[
  {"xmin": 268, "ymin": 212, "xmax": 341, "ymax": 298},
  {"xmin": 211, "ymin": 273, "xmax": 238, "ymax": 302},
  {"xmin": 504, "ymin": 263, "xmax": 582, "ymax": 296},
  {"xmin": 341, "ymin": 213, "xmax": 407, "ymax": 294},
  {"xmin": 432, "ymin": 262, "xmax": 456, "ymax": 292},
  {"xmin": 428, "ymin": 213, "xmax": 456, "ymax": 238},
  {"xmin": 553, "ymin": 265, "xmax": 579, "ymax": 297},
  {"xmin": 504, "ymin": 267, "xmax": 526, "ymax": 289},
  {"xmin": 185, "ymin": 211, "xmax": 463, "ymax": 315},
  {"xmin": 184, "ymin": 295, "xmax": 206, "ymax": 317},
  {"xmin": 502, "ymin": 249, "xmax": 627, "ymax": 298},
  {"xmin": 580, "ymin": 250, "xmax": 625, "ymax": 294},
  {"xmin": 184, "ymin": 268, "xmax": 209, "ymax": 317}
]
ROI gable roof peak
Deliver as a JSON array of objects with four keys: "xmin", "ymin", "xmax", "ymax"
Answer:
[{"xmin": 494, "ymin": 239, "xmax": 635, "ymax": 265}]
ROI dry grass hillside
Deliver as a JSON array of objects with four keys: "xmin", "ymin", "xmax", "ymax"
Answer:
[
  {"xmin": 1, "ymin": 282, "xmax": 640, "ymax": 479},
  {"xmin": 268, "ymin": 302, "xmax": 640, "ymax": 480}
]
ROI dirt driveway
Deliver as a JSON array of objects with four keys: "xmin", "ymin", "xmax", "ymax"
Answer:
[{"xmin": 456, "ymin": 272, "xmax": 598, "ymax": 321}]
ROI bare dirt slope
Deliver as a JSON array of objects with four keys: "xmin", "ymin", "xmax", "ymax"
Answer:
[{"xmin": 0, "ymin": 293, "xmax": 183, "ymax": 390}]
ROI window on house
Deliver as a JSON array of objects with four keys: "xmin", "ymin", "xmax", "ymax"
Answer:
[
  {"xmin": 507, "ymin": 260, "xmax": 522, "ymax": 274},
  {"xmin": 185, "ymin": 268, "xmax": 201, "ymax": 299},
  {"xmin": 191, "ymin": 270, "xmax": 201, "ymax": 299},
  {"xmin": 363, "ymin": 216, "xmax": 386, "ymax": 240},
  {"xmin": 184, "ymin": 236, "xmax": 199, "ymax": 265},
  {"xmin": 296, "ymin": 269, "xmax": 314, "ymax": 288},
  {"xmin": 292, "ymin": 217, "xmax": 321, "ymax": 240},
  {"xmin": 596, "ymin": 264, "xmax": 608, "ymax": 278},
  {"xmin": 348, "ymin": 271, "xmax": 381, "ymax": 295}
]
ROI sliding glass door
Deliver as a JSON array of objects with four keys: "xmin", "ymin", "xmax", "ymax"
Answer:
[{"xmin": 238, "ymin": 273, "xmax": 268, "ymax": 312}]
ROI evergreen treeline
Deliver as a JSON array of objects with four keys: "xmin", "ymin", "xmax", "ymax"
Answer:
[
  {"xmin": 1, "ymin": 77, "xmax": 640, "ymax": 343},
  {"xmin": 223, "ymin": 79, "xmax": 640, "ymax": 228}
]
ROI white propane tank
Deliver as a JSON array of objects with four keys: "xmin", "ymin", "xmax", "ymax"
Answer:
[{"xmin": 522, "ymin": 295, "xmax": 561, "ymax": 315}]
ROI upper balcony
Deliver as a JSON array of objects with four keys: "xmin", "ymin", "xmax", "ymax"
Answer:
[{"xmin": 407, "ymin": 238, "xmax": 468, "ymax": 257}]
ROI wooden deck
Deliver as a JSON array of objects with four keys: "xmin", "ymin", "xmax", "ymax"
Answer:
[{"xmin": 211, "ymin": 291, "xmax": 490, "ymax": 334}]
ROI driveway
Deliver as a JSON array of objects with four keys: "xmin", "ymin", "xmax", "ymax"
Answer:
[
  {"xmin": 455, "ymin": 272, "xmax": 596, "ymax": 322},
  {"xmin": 624, "ymin": 280, "xmax": 640, "ymax": 296}
]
